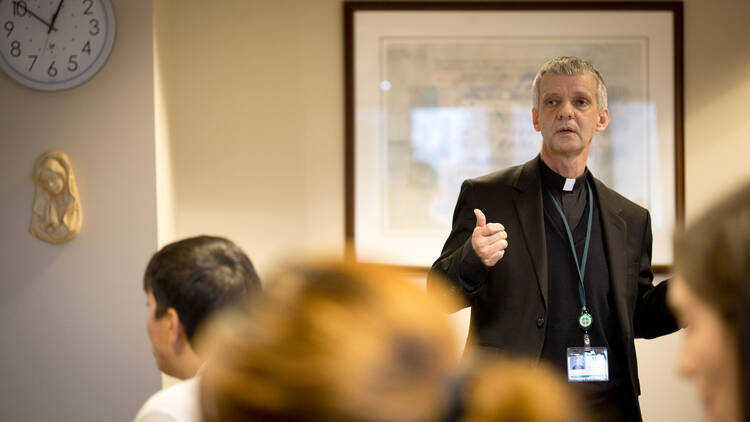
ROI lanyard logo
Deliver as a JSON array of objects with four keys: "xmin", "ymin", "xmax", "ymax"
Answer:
[{"xmin": 578, "ymin": 311, "xmax": 593, "ymax": 330}]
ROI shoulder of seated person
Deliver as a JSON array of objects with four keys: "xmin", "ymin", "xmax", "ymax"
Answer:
[{"xmin": 133, "ymin": 377, "xmax": 201, "ymax": 422}]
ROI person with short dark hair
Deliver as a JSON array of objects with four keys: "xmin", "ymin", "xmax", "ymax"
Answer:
[{"xmin": 134, "ymin": 235, "xmax": 260, "ymax": 422}]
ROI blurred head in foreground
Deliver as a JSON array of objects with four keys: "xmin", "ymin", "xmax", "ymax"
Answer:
[
  {"xmin": 454, "ymin": 356, "xmax": 580, "ymax": 422},
  {"xmin": 200, "ymin": 261, "xmax": 460, "ymax": 422},
  {"xmin": 669, "ymin": 183, "xmax": 750, "ymax": 422}
]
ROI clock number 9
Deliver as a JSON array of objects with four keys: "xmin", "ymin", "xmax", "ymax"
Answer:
[
  {"xmin": 48, "ymin": 61, "xmax": 58, "ymax": 77},
  {"xmin": 13, "ymin": 1, "xmax": 28, "ymax": 17},
  {"xmin": 4, "ymin": 21, "xmax": 13, "ymax": 38},
  {"xmin": 10, "ymin": 40, "xmax": 21, "ymax": 57},
  {"xmin": 89, "ymin": 19, "xmax": 99, "ymax": 35}
]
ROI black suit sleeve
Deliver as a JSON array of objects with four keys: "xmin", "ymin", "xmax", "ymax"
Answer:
[
  {"xmin": 427, "ymin": 179, "xmax": 491, "ymax": 311},
  {"xmin": 633, "ymin": 211, "xmax": 679, "ymax": 339}
]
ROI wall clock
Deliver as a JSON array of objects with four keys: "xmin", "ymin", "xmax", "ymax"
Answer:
[{"xmin": 0, "ymin": 0, "xmax": 115, "ymax": 91}]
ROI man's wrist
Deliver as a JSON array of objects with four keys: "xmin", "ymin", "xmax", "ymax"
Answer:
[{"xmin": 458, "ymin": 239, "xmax": 490, "ymax": 291}]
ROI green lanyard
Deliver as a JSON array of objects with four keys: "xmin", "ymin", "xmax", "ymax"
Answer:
[{"xmin": 546, "ymin": 180, "xmax": 594, "ymax": 335}]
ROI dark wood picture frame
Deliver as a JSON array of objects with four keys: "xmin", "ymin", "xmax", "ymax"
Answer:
[{"xmin": 344, "ymin": 1, "xmax": 684, "ymax": 274}]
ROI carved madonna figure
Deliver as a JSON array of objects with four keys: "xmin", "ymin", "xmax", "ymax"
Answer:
[{"xmin": 30, "ymin": 152, "xmax": 82, "ymax": 244}]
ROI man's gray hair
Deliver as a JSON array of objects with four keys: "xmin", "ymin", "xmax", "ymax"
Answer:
[{"xmin": 531, "ymin": 56, "xmax": 608, "ymax": 111}]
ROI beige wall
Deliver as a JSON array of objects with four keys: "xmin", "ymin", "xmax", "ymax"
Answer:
[
  {"xmin": 153, "ymin": 1, "xmax": 750, "ymax": 421},
  {"xmin": 682, "ymin": 0, "xmax": 750, "ymax": 220},
  {"xmin": 154, "ymin": 0, "xmax": 344, "ymax": 273},
  {"xmin": 0, "ymin": 1, "xmax": 160, "ymax": 420}
]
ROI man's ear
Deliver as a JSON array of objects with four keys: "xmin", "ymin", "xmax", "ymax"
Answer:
[
  {"xmin": 165, "ymin": 308, "xmax": 182, "ymax": 344},
  {"xmin": 596, "ymin": 107, "xmax": 610, "ymax": 132},
  {"xmin": 532, "ymin": 108, "xmax": 541, "ymax": 132}
]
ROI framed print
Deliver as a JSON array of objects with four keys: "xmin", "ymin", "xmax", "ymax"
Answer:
[{"xmin": 345, "ymin": 2, "xmax": 684, "ymax": 272}]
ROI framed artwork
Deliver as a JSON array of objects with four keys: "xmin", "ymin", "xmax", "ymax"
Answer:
[{"xmin": 345, "ymin": 2, "xmax": 684, "ymax": 273}]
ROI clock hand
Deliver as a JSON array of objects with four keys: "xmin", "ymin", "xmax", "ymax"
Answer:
[
  {"xmin": 12, "ymin": 1, "xmax": 57, "ymax": 31},
  {"xmin": 41, "ymin": 0, "xmax": 64, "ymax": 55},
  {"xmin": 40, "ymin": 30, "xmax": 51, "ymax": 55},
  {"xmin": 48, "ymin": 0, "xmax": 64, "ymax": 34}
]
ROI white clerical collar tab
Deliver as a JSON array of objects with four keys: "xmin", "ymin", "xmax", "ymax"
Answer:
[{"xmin": 563, "ymin": 178, "xmax": 576, "ymax": 191}]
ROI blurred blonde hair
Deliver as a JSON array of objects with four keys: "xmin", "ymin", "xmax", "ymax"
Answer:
[
  {"xmin": 457, "ymin": 356, "xmax": 580, "ymax": 422},
  {"xmin": 200, "ymin": 261, "xmax": 460, "ymax": 422}
]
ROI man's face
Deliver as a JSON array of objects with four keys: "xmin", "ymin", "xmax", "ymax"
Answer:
[
  {"xmin": 667, "ymin": 276, "xmax": 741, "ymax": 422},
  {"xmin": 145, "ymin": 290, "xmax": 176, "ymax": 376},
  {"xmin": 532, "ymin": 72, "xmax": 609, "ymax": 158}
]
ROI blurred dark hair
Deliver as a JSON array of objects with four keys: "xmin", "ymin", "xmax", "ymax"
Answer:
[{"xmin": 143, "ymin": 235, "xmax": 260, "ymax": 342}]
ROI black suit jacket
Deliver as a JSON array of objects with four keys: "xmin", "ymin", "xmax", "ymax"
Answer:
[{"xmin": 428, "ymin": 156, "xmax": 678, "ymax": 400}]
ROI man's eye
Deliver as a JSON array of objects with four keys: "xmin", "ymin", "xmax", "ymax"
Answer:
[{"xmin": 546, "ymin": 100, "xmax": 558, "ymax": 106}]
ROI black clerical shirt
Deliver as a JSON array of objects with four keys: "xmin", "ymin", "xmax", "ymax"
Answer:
[{"xmin": 538, "ymin": 157, "xmax": 633, "ymax": 421}]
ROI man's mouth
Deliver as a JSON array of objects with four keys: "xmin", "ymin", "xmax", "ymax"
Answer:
[{"xmin": 557, "ymin": 127, "xmax": 576, "ymax": 135}]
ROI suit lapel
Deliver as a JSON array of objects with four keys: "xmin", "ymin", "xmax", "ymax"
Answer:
[
  {"xmin": 513, "ymin": 158, "xmax": 548, "ymax": 309},
  {"xmin": 593, "ymin": 178, "xmax": 631, "ymax": 339}
]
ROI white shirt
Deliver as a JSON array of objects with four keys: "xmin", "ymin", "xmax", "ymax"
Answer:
[{"xmin": 133, "ymin": 377, "xmax": 202, "ymax": 422}]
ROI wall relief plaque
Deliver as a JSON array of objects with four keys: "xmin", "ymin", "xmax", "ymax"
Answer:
[{"xmin": 30, "ymin": 151, "xmax": 82, "ymax": 244}]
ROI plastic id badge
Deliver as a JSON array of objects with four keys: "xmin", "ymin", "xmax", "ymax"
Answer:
[{"xmin": 566, "ymin": 347, "xmax": 609, "ymax": 382}]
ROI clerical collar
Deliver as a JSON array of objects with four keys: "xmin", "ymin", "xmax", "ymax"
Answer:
[{"xmin": 538, "ymin": 156, "xmax": 588, "ymax": 193}]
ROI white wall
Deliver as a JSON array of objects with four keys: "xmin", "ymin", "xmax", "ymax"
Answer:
[{"xmin": 0, "ymin": 1, "xmax": 160, "ymax": 420}]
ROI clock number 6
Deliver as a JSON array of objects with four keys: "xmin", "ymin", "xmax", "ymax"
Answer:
[
  {"xmin": 48, "ymin": 61, "xmax": 57, "ymax": 77},
  {"xmin": 4, "ymin": 21, "xmax": 13, "ymax": 38}
]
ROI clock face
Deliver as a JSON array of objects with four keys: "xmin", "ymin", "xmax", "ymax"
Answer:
[{"xmin": 0, "ymin": 0, "xmax": 115, "ymax": 91}]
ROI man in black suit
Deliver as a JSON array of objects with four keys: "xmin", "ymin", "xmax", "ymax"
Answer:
[{"xmin": 428, "ymin": 56, "xmax": 677, "ymax": 422}]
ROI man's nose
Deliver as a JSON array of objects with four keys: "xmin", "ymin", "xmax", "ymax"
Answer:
[{"xmin": 557, "ymin": 101, "xmax": 574, "ymax": 119}]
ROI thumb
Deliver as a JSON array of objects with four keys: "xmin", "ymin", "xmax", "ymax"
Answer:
[{"xmin": 474, "ymin": 209, "xmax": 486, "ymax": 228}]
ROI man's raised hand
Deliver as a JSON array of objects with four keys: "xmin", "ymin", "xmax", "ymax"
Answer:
[{"xmin": 471, "ymin": 209, "xmax": 508, "ymax": 267}]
